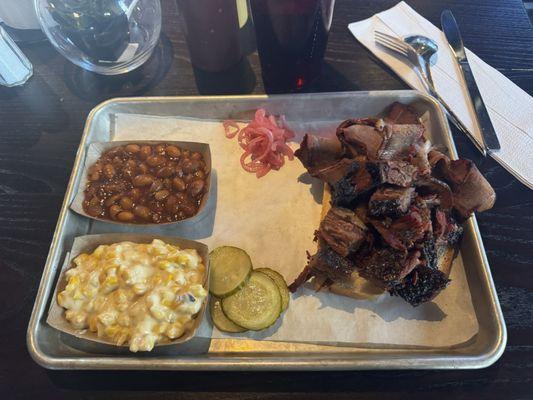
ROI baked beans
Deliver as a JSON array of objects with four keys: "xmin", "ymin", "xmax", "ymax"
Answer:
[{"xmin": 82, "ymin": 143, "xmax": 209, "ymax": 224}]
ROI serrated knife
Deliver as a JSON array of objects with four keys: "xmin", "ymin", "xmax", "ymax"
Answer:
[{"xmin": 441, "ymin": 9, "xmax": 500, "ymax": 152}]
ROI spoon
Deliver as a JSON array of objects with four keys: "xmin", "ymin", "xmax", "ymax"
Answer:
[
  {"xmin": 403, "ymin": 34, "xmax": 487, "ymax": 156},
  {"xmin": 404, "ymin": 35, "xmax": 438, "ymax": 90}
]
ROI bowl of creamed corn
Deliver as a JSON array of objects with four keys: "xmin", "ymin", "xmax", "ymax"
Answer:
[{"xmin": 48, "ymin": 234, "xmax": 209, "ymax": 352}]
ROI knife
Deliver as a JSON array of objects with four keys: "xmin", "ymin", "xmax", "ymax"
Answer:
[{"xmin": 441, "ymin": 9, "xmax": 501, "ymax": 152}]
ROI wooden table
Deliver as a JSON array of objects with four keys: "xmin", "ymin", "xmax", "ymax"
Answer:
[{"xmin": 1, "ymin": 0, "xmax": 532, "ymax": 398}]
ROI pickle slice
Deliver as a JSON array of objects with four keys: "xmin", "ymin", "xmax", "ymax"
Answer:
[
  {"xmin": 209, "ymin": 297, "xmax": 247, "ymax": 333},
  {"xmin": 221, "ymin": 271, "xmax": 282, "ymax": 331},
  {"xmin": 256, "ymin": 268, "xmax": 290, "ymax": 312},
  {"xmin": 209, "ymin": 246, "xmax": 252, "ymax": 298}
]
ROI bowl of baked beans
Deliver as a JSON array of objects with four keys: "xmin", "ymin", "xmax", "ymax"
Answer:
[{"xmin": 71, "ymin": 141, "xmax": 211, "ymax": 225}]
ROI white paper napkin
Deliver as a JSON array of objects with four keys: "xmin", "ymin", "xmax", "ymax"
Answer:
[{"xmin": 348, "ymin": 1, "xmax": 533, "ymax": 189}]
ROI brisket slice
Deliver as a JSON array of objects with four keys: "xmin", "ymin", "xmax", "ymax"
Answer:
[
  {"xmin": 418, "ymin": 209, "xmax": 463, "ymax": 272},
  {"xmin": 428, "ymin": 149, "xmax": 449, "ymax": 167},
  {"xmin": 295, "ymin": 134, "xmax": 343, "ymax": 170},
  {"xmin": 337, "ymin": 118, "xmax": 385, "ymax": 159},
  {"xmin": 432, "ymin": 157, "xmax": 496, "ymax": 219},
  {"xmin": 385, "ymin": 102, "xmax": 420, "ymax": 125},
  {"xmin": 288, "ymin": 262, "xmax": 313, "ymax": 293},
  {"xmin": 308, "ymin": 158, "xmax": 353, "ymax": 186},
  {"xmin": 420, "ymin": 234, "xmax": 438, "ymax": 270},
  {"xmin": 319, "ymin": 207, "xmax": 367, "ymax": 257},
  {"xmin": 369, "ymin": 186, "xmax": 415, "ymax": 217},
  {"xmin": 389, "ymin": 265, "xmax": 450, "ymax": 307},
  {"xmin": 379, "ymin": 123, "xmax": 426, "ymax": 161}
]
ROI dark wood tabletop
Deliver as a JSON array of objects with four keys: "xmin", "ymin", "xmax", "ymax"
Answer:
[{"xmin": 1, "ymin": 0, "xmax": 532, "ymax": 399}]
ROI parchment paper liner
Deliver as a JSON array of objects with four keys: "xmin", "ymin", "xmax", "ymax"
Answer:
[
  {"xmin": 70, "ymin": 141, "xmax": 212, "ymax": 226},
  {"xmin": 47, "ymin": 233, "xmax": 210, "ymax": 351}
]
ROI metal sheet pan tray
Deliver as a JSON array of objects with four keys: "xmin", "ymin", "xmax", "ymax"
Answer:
[{"xmin": 27, "ymin": 91, "xmax": 506, "ymax": 370}]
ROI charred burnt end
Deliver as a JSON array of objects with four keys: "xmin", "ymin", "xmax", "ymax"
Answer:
[
  {"xmin": 420, "ymin": 235, "xmax": 438, "ymax": 270},
  {"xmin": 444, "ymin": 219, "xmax": 463, "ymax": 246},
  {"xmin": 308, "ymin": 246, "xmax": 358, "ymax": 282},
  {"xmin": 356, "ymin": 248, "xmax": 408, "ymax": 285},
  {"xmin": 368, "ymin": 186, "xmax": 414, "ymax": 218},
  {"xmin": 332, "ymin": 162, "xmax": 381, "ymax": 207},
  {"xmin": 446, "ymin": 224, "xmax": 463, "ymax": 246},
  {"xmin": 370, "ymin": 202, "xmax": 432, "ymax": 252},
  {"xmin": 389, "ymin": 266, "xmax": 450, "ymax": 306},
  {"xmin": 434, "ymin": 209, "xmax": 464, "ymax": 246}
]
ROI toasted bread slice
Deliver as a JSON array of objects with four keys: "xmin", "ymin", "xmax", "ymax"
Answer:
[{"xmin": 327, "ymin": 269, "xmax": 385, "ymax": 300}]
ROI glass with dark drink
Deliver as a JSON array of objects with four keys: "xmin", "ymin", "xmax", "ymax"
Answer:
[{"xmin": 250, "ymin": 0, "xmax": 335, "ymax": 93}]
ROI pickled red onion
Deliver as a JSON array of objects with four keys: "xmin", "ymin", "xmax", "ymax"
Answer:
[
  {"xmin": 223, "ymin": 120, "xmax": 240, "ymax": 139},
  {"xmin": 223, "ymin": 109, "xmax": 295, "ymax": 178}
]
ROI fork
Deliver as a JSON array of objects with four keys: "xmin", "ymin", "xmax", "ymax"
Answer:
[
  {"xmin": 375, "ymin": 31, "xmax": 433, "ymax": 92},
  {"xmin": 374, "ymin": 31, "xmax": 486, "ymax": 155}
]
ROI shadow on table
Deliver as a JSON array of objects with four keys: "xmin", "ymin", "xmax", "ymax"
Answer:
[
  {"xmin": 191, "ymin": 56, "xmax": 257, "ymax": 95},
  {"xmin": 62, "ymin": 34, "xmax": 174, "ymax": 102},
  {"xmin": 317, "ymin": 62, "xmax": 361, "ymax": 92}
]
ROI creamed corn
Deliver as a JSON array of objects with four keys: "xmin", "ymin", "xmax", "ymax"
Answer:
[{"xmin": 58, "ymin": 240, "xmax": 207, "ymax": 352}]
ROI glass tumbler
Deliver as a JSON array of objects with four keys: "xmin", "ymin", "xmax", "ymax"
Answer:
[
  {"xmin": 249, "ymin": 0, "xmax": 335, "ymax": 93},
  {"xmin": 35, "ymin": 0, "xmax": 162, "ymax": 75}
]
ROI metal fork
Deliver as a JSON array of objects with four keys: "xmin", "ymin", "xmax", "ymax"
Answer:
[
  {"xmin": 375, "ymin": 31, "xmax": 432, "ymax": 91},
  {"xmin": 374, "ymin": 31, "xmax": 486, "ymax": 155}
]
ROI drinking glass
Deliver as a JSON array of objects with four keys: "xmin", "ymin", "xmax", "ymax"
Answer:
[
  {"xmin": 249, "ymin": 0, "xmax": 335, "ymax": 93},
  {"xmin": 36, "ymin": 0, "xmax": 162, "ymax": 75}
]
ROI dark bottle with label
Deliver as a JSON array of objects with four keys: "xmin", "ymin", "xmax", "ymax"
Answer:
[{"xmin": 177, "ymin": 0, "xmax": 242, "ymax": 72}]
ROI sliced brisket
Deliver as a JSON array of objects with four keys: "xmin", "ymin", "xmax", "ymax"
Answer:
[
  {"xmin": 295, "ymin": 133, "xmax": 343, "ymax": 170},
  {"xmin": 415, "ymin": 176, "xmax": 453, "ymax": 210},
  {"xmin": 379, "ymin": 123, "xmax": 426, "ymax": 161},
  {"xmin": 433, "ymin": 158, "xmax": 496, "ymax": 218},
  {"xmin": 290, "ymin": 103, "xmax": 494, "ymax": 306},
  {"xmin": 434, "ymin": 209, "xmax": 463, "ymax": 246},
  {"xmin": 308, "ymin": 158, "xmax": 354, "ymax": 186},
  {"xmin": 385, "ymin": 102, "xmax": 420, "ymax": 125},
  {"xmin": 337, "ymin": 118, "xmax": 385, "ymax": 159}
]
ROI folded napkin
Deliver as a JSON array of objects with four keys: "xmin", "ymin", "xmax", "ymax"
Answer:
[{"xmin": 348, "ymin": 1, "xmax": 533, "ymax": 189}]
